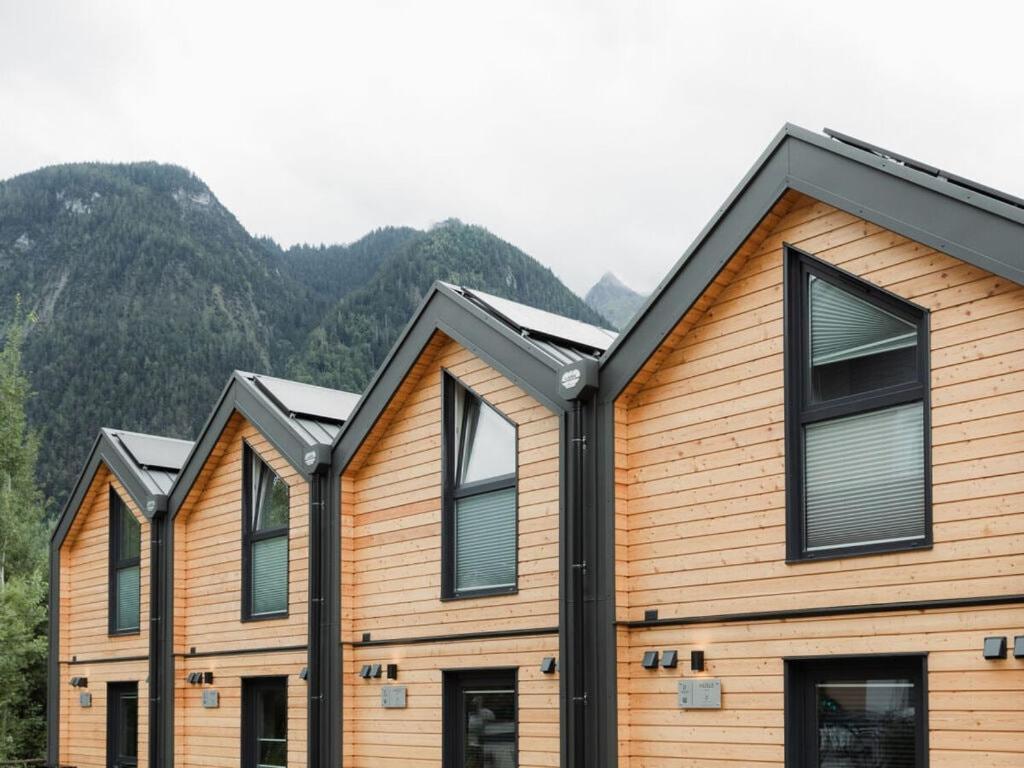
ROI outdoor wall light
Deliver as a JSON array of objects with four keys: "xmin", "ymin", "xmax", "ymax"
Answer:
[
  {"xmin": 661, "ymin": 650, "xmax": 678, "ymax": 669},
  {"xmin": 203, "ymin": 672, "xmax": 214, "ymax": 685},
  {"xmin": 299, "ymin": 667, "xmax": 309, "ymax": 681},
  {"xmin": 187, "ymin": 672, "xmax": 201, "ymax": 685},
  {"xmin": 984, "ymin": 636, "xmax": 1007, "ymax": 659},
  {"xmin": 540, "ymin": 657, "xmax": 557, "ymax": 674},
  {"xmin": 641, "ymin": 651, "xmax": 659, "ymax": 669},
  {"xmin": 186, "ymin": 671, "xmax": 214, "ymax": 685},
  {"xmin": 369, "ymin": 664, "xmax": 383, "ymax": 679},
  {"xmin": 644, "ymin": 609, "xmax": 658, "ymax": 622},
  {"xmin": 69, "ymin": 676, "xmax": 88, "ymax": 688},
  {"xmin": 1015, "ymin": 637, "xmax": 1024, "ymax": 659},
  {"xmin": 359, "ymin": 665, "xmax": 372, "ymax": 679},
  {"xmin": 386, "ymin": 664, "xmax": 398, "ymax": 680},
  {"xmin": 690, "ymin": 650, "xmax": 705, "ymax": 672}
]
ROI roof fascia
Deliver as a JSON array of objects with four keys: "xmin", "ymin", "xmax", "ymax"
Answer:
[
  {"xmin": 168, "ymin": 374, "xmax": 325, "ymax": 518},
  {"xmin": 332, "ymin": 286, "xmax": 569, "ymax": 477},
  {"xmin": 600, "ymin": 124, "xmax": 1024, "ymax": 400}
]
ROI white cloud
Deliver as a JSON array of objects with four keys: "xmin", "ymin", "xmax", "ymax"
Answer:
[{"xmin": 1, "ymin": 1, "xmax": 1022, "ymax": 294}]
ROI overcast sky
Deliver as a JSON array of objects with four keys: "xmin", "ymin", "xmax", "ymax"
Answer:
[{"xmin": 1, "ymin": 2, "xmax": 1022, "ymax": 295}]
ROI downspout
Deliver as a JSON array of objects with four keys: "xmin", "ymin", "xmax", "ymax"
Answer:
[
  {"xmin": 304, "ymin": 446, "xmax": 331, "ymax": 768},
  {"xmin": 147, "ymin": 495, "xmax": 168, "ymax": 768},
  {"xmin": 47, "ymin": 543, "xmax": 59, "ymax": 768}
]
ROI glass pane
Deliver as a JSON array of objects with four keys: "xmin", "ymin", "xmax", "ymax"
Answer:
[
  {"xmin": 455, "ymin": 488, "xmax": 516, "ymax": 592},
  {"xmin": 809, "ymin": 275, "xmax": 918, "ymax": 401},
  {"xmin": 252, "ymin": 536, "xmax": 288, "ymax": 615},
  {"xmin": 116, "ymin": 565, "xmax": 141, "ymax": 631},
  {"xmin": 251, "ymin": 452, "xmax": 290, "ymax": 531},
  {"xmin": 817, "ymin": 679, "xmax": 916, "ymax": 767},
  {"xmin": 119, "ymin": 690, "xmax": 138, "ymax": 760},
  {"xmin": 257, "ymin": 683, "xmax": 287, "ymax": 768},
  {"xmin": 119, "ymin": 504, "xmax": 141, "ymax": 560},
  {"xmin": 804, "ymin": 403, "xmax": 925, "ymax": 553},
  {"xmin": 458, "ymin": 394, "xmax": 515, "ymax": 485},
  {"xmin": 464, "ymin": 688, "xmax": 515, "ymax": 768}
]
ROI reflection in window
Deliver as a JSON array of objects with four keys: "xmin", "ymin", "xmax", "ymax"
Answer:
[
  {"xmin": 464, "ymin": 688, "xmax": 516, "ymax": 768},
  {"xmin": 817, "ymin": 679, "xmax": 917, "ymax": 767},
  {"xmin": 244, "ymin": 446, "xmax": 290, "ymax": 618},
  {"xmin": 110, "ymin": 490, "xmax": 141, "ymax": 633}
]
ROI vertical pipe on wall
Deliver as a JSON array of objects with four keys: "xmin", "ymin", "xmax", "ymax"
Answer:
[
  {"xmin": 148, "ymin": 511, "xmax": 165, "ymax": 768},
  {"xmin": 307, "ymin": 468, "xmax": 324, "ymax": 768}
]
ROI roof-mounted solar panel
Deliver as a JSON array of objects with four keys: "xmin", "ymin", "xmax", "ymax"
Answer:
[
  {"xmin": 114, "ymin": 431, "xmax": 193, "ymax": 471},
  {"xmin": 251, "ymin": 374, "xmax": 360, "ymax": 425},
  {"xmin": 462, "ymin": 288, "xmax": 618, "ymax": 353}
]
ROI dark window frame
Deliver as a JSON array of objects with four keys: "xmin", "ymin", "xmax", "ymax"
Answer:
[
  {"xmin": 108, "ymin": 488, "xmax": 141, "ymax": 636},
  {"xmin": 107, "ymin": 680, "xmax": 139, "ymax": 768},
  {"xmin": 241, "ymin": 443, "xmax": 290, "ymax": 622},
  {"xmin": 442, "ymin": 667, "xmax": 518, "ymax": 768},
  {"xmin": 783, "ymin": 244, "xmax": 933, "ymax": 562},
  {"xmin": 241, "ymin": 675, "xmax": 288, "ymax": 768},
  {"xmin": 784, "ymin": 653, "xmax": 929, "ymax": 768},
  {"xmin": 440, "ymin": 371, "xmax": 520, "ymax": 601}
]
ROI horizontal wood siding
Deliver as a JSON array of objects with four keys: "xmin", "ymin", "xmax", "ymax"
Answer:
[
  {"xmin": 347, "ymin": 635, "xmax": 559, "ymax": 768},
  {"xmin": 59, "ymin": 466, "xmax": 150, "ymax": 768},
  {"xmin": 177, "ymin": 416, "xmax": 309, "ymax": 655},
  {"xmin": 623, "ymin": 605, "xmax": 1024, "ymax": 767},
  {"xmin": 176, "ymin": 650, "xmax": 307, "ymax": 768},
  {"xmin": 59, "ymin": 658, "xmax": 149, "ymax": 768},
  {"xmin": 617, "ymin": 192, "xmax": 1024, "ymax": 763},
  {"xmin": 341, "ymin": 333, "xmax": 561, "ymax": 766}
]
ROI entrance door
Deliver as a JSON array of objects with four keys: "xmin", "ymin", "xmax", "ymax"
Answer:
[
  {"xmin": 242, "ymin": 676, "xmax": 288, "ymax": 768},
  {"xmin": 443, "ymin": 668, "xmax": 517, "ymax": 768},
  {"xmin": 107, "ymin": 682, "xmax": 138, "ymax": 768}
]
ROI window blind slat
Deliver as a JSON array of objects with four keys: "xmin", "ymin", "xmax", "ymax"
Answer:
[
  {"xmin": 804, "ymin": 403, "xmax": 925, "ymax": 552},
  {"xmin": 252, "ymin": 536, "xmax": 288, "ymax": 615},
  {"xmin": 116, "ymin": 565, "xmax": 140, "ymax": 631},
  {"xmin": 455, "ymin": 487, "xmax": 516, "ymax": 592}
]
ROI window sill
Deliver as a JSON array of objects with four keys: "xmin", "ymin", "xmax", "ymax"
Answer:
[
  {"xmin": 241, "ymin": 610, "xmax": 290, "ymax": 623},
  {"xmin": 108, "ymin": 628, "xmax": 141, "ymax": 637},
  {"xmin": 441, "ymin": 585, "xmax": 518, "ymax": 602},
  {"xmin": 787, "ymin": 540, "xmax": 932, "ymax": 564}
]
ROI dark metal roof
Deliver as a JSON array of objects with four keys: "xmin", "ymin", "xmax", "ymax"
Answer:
[{"xmin": 600, "ymin": 123, "xmax": 1024, "ymax": 399}]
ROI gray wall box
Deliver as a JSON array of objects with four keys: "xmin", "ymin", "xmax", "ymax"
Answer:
[
  {"xmin": 79, "ymin": 693, "xmax": 92, "ymax": 708},
  {"xmin": 678, "ymin": 679, "xmax": 721, "ymax": 709},
  {"xmin": 381, "ymin": 686, "xmax": 407, "ymax": 709},
  {"xmin": 202, "ymin": 690, "xmax": 219, "ymax": 709}
]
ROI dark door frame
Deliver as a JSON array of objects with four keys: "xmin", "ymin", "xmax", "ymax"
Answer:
[
  {"xmin": 106, "ymin": 681, "xmax": 139, "ymax": 768},
  {"xmin": 442, "ymin": 667, "xmax": 518, "ymax": 768},
  {"xmin": 242, "ymin": 675, "xmax": 289, "ymax": 768}
]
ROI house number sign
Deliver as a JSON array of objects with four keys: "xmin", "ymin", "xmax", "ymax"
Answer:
[{"xmin": 678, "ymin": 679, "xmax": 721, "ymax": 709}]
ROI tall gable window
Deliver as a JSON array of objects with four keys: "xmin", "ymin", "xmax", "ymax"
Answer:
[
  {"xmin": 785, "ymin": 245, "xmax": 931, "ymax": 560},
  {"xmin": 442, "ymin": 373, "xmax": 518, "ymax": 598},
  {"xmin": 242, "ymin": 445, "xmax": 290, "ymax": 619},
  {"xmin": 109, "ymin": 489, "xmax": 141, "ymax": 634}
]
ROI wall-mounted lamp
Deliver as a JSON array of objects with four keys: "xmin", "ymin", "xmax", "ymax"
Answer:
[
  {"xmin": 359, "ymin": 665, "xmax": 372, "ymax": 679},
  {"xmin": 69, "ymin": 676, "xmax": 88, "ymax": 688},
  {"xmin": 661, "ymin": 650, "xmax": 678, "ymax": 669},
  {"xmin": 186, "ymin": 671, "xmax": 214, "ymax": 685},
  {"xmin": 641, "ymin": 651, "xmax": 659, "ymax": 669},
  {"xmin": 984, "ymin": 637, "xmax": 1007, "ymax": 660},
  {"xmin": 1015, "ymin": 637, "xmax": 1024, "ymax": 659},
  {"xmin": 299, "ymin": 667, "xmax": 309, "ymax": 681},
  {"xmin": 540, "ymin": 657, "xmax": 557, "ymax": 674},
  {"xmin": 369, "ymin": 664, "xmax": 383, "ymax": 679},
  {"xmin": 690, "ymin": 650, "xmax": 705, "ymax": 672},
  {"xmin": 386, "ymin": 664, "xmax": 398, "ymax": 680},
  {"xmin": 644, "ymin": 609, "xmax": 659, "ymax": 622}
]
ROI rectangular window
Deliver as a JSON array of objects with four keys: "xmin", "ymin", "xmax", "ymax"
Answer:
[
  {"xmin": 242, "ymin": 445, "xmax": 290, "ymax": 619},
  {"xmin": 785, "ymin": 656, "xmax": 927, "ymax": 768},
  {"xmin": 785, "ymin": 245, "xmax": 931, "ymax": 560},
  {"xmin": 442, "ymin": 373, "xmax": 518, "ymax": 599},
  {"xmin": 109, "ymin": 489, "xmax": 141, "ymax": 635},
  {"xmin": 107, "ymin": 681, "xmax": 139, "ymax": 768},
  {"xmin": 242, "ymin": 677, "xmax": 288, "ymax": 768},
  {"xmin": 443, "ymin": 669, "xmax": 517, "ymax": 768}
]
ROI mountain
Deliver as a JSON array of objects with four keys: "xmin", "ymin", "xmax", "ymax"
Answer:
[
  {"xmin": 584, "ymin": 271, "xmax": 646, "ymax": 330},
  {"xmin": 0, "ymin": 163, "xmax": 607, "ymax": 506}
]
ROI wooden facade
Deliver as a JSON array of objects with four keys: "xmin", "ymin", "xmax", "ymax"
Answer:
[
  {"xmin": 614, "ymin": 193, "xmax": 1024, "ymax": 766},
  {"xmin": 50, "ymin": 125, "xmax": 1024, "ymax": 768}
]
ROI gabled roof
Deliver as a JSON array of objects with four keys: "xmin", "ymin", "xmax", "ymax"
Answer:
[
  {"xmin": 332, "ymin": 282, "xmax": 610, "ymax": 472},
  {"xmin": 168, "ymin": 371, "xmax": 359, "ymax": 515},
  {"xmin": 600, "ymin": 123, "xmax": 1024, "ymax": 399},
  {"xmin": 52, "ymin": 428, "xmax": 192, "ymax": 548}
]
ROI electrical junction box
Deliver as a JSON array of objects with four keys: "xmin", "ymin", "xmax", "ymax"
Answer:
[
  {"xmin": 678, "ymin": 679, "xmax": 721, "ymax": 709},
  {"xmin": 381, "ymin": 686, "xmax": 407, "ymax": 709}
]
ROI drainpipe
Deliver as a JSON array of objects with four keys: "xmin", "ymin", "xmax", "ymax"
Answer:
[
  {"xmin": 304, "ymin": 445, "xmax": 331, "ymax": 768},
  {"xmin": 147, "ymin": 494, "xmax": 168, "ymax": 768}
]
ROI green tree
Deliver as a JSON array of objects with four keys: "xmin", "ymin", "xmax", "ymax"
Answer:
[{"xmin": 0, "ymin": 304, "xmax": 48, "ymax": 760}]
